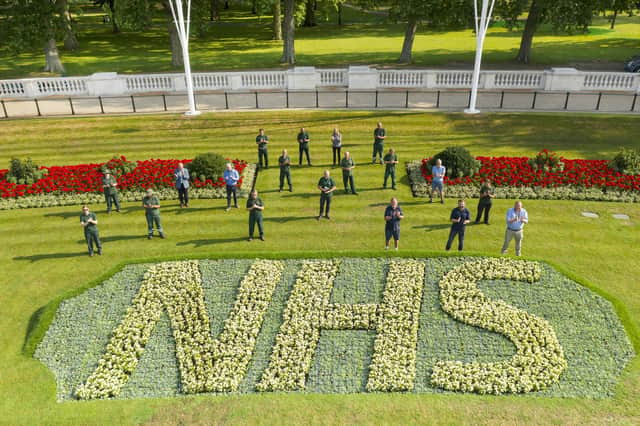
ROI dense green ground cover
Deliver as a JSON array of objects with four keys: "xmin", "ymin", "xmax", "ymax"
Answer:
[
  {"xmin": 0, "ymin": 6, "xmax": 639, "ymax": 79},
  {"xmin": 1, "ymin": 111, "xmax": 639, "ymax": 424}
]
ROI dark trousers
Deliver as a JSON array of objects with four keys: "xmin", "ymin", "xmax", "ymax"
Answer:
[
  {"xmin": 249, "ymin": 214, "xmax": 263, "ymax": 237},
  {"xmin": 319, "ymin": 195, "xmax": 332, "ymax": 216},
  {"xmin": 258, "ymin": 148, "xmax": 268, "ymax": 168},
  {"xmin": 104, "ymin": 191, "xmax": 120, "ymax": 212},
  {"xmin": 178, "ymin": 184, "xmax": 189, "ymax": 206},
  {"xmin": 226, "ymin": 185, "xmax": 237, "ymax": 207},
  {"xmin": 342, "ymin": 172, "xmax": 356, "ymax": 193},
  {"xmin": 299, "ymin": 145, "xmax": 311, "ymax": 165},
  {"xmin": 84, "ymin": 228, "xmax": 102, "ymax": 254},
  {"xmin": 372, "ymin": 143, "xmax": 384, "ymax": 161},
  {"xmin": 332, "ymin": 146, "xmax": 341, "ymax": 165},
  {"xmin": 384, "ymin": 168, "xmax": 396, "ymax": 188},
  {"xmin": 279, "ymin": 169, "xmax": 292, "ymax": 190},
  {"xmin": 476, "ymin": 201, "xmax": 492, "ymax": 223},
  {"xmin": 145, "ymin": 212, "xmax": 163, "ymax": 235},
  {"xmin": 446, "ymin": 226, "xmax": 466, "ymax": 251}
]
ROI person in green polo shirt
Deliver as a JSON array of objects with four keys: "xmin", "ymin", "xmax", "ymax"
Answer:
[
  {"xmin": 340, "ymin": 151, "xmax": 357, "ymax": 195},
  {"xmin": 80, "ymin": 205, "xmax": 102, "ymax": 256},
  {"xmin": 142, "ymin": 188, "xmax": 164, "ymax": 239},
  {"xmin": 372, "ymin": 122, "xmax": 386, "ymax": 164},
  {"xmin": 317, "ymin": 170, "xmax": 336, "ymax": 220},
  {"xmin": 102, "ymin": 170, "xmax": 120, "ymax": 213},
  {"xmin": 383, "ymin": 148, "xmax": 398, "ymax": 190},
  {"xmin": 256, "ymin": 128, "xmax": 269, "ymax": 169},
  {"xmin": 246, "ymin": 189, "xmax": 265, "ymax": 241},
  {"xmin": 278, "ymin": 149, "xmax": 292, "ymax": 192},
  {"xmin": 297, "ymin": 127, "xmax": 311, "ymax": 166}
]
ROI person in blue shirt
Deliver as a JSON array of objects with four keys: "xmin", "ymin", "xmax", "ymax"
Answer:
[
  {"xmin": 446, "ymin": 199, "xmax": 471, "ymax": 251},
  {"xmin": 501, "ymin": 201, "xmax": 529, "ymax": 256},
  {"xmin": 384, "ymin": 197, "xmax": 404, "ymax": 251},
  {"xmin": 430, "ymin": 158, "xmax": 446, "ymax": 204},
  {"xmin": 174, "ymin": 162, "xmax": 190, "ymax": 208},
  {"xmin": 223, "ymin": 163, "xmax": 240, "ymax": 211}
]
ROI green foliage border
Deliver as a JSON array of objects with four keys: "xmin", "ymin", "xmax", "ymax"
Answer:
[{"xmin": 23, "ymin": 250, "xmax": 640, "ymax": 398}]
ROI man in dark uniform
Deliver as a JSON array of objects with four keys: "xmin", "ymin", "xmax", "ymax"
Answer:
[
  {"xmin": 475, "ymin": 180, "xmax": 494, "ymax": 224},
  {"xmin": 383, "ymin": 148, "xmax": 398, "ymax": 189},
  {"xmin": 384, "ymin": 197, "xmax": 404, "ymax": 251},
  {"xmin": 256, "ymin": 128, "xmax": 269, "ymax": 169},
  {"xmin": 446, "ymin": 199, "xmax": 471, "ymax": 251},
  {"xmin": 372, "ymin": 122, "xmax": 386, "ymax": 164},
  {"xmin": 142, "ymin": 188, "xmax": 164, "ymax": 239},
  {"xmin": 246, "ymin": 189, "xmax": 264, "ymax": 241},
  {"xmin": 317, "ymin": 170, "xmax": 336, "ymax": 220},
  {"xmin": 80, "ymin": 205, "xmax": 102, "ymax": 256},
  {"xmin": 340, "ymin": 151, "xmax": 357, "ymax": 194},
  {"xmin": 297, "ymin": 127, "xmax": 311, "ymax": 166},
  {"xmin": 278, "ymin": 149, "xmax": 292, "ymax": 192},
  {"xmin": 102, "ymin": 169, "xmax": 120, "ymax": 213}
]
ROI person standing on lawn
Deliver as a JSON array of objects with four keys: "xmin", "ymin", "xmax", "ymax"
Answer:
[
  {"xmin": 445, "ymin": 199, "xmax": 471, "ymax": 251},
  {"xmin": 298, "ymin": 127, "xmax": 311, "ymax": 166},
  {"xmin": 383, "ymin": 148, "xmax": 398, "ymax": 190},
  {"xmin": 317, "ymin": 170, "xmax": 336, "ymax": 220},
  {"xmin": 142, "ymin": 188, "xmax": 164, "ymax": 240},
  {"xmin": 174, "ymin": 162, "xmax": 190, "ymax": 208},
  {"xmin": 256, "ymin": 128, "xmax": 269, "ymax": 169},
  {"xmin": 475, "ymin": 180, "xmax": 494, "ymax": 224},
  {"xmin": 80, "ymin": 205, "xmax": 102, "ymax": 256},
  {"xmin": 501, "ymin": 201, "xmax": 529, "ymax": 256},
  {"xmin": 372, "ymin": 122, "xmax": 386, "ymax": 164},
  {"xmin": 340, "ymin": 151, "xmax": 357, "ymax": 195},
  {"xmin": 102, "ymin": 169, "xmax": 120, "ymax": 213},
  {"xmin": 223, "ymin": 163, "xmax": 240, "ymax": 211},
  {"xmin": 278, "ymin": 149, "xmax": 292, "ymax": 192},
  {"xmin": 246, "ymin": 189, "xmax": 265, "ymax": 241},
  {"xmin": 430, "ymin": 158, "xmax": 446, "ymax": 204},
  {"xmin": 331, "ymin": 127, "xmax": 342, "ymax": 166},
  {"xmin": 384, "ymin": 197, "xmax": 404, "ymax": 251}
]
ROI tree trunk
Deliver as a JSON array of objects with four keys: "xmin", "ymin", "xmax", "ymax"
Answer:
[
  {"xmin": 272, "ymin": 1, "xmax": 282, "ymax": 40},
  {"xmin": 610, "ymin": 10, "xmax": 618, "ymax": 29},
  {"xmin": 110, "ymin": 1, "xmax": 120, "ymax": 34},
  {"xmin": 43, "ymin": 39, "xmax": 65, "ymax": 73},
  {"xmin": 515, "ymin": 0, "xmax": 541, "ymax": 64},
  {"xmin": 252, "ymin": 0, "xmax": 257, "ymax": 14},
  {"xmin": 163, "ymin": 1, "xmax": 184, "ymax": 67},
  {"xmin": 210, "ymin": 0, "xmax": 220, "ymax": 21},
  {"xmin": 224, "ymin": 1, "xmax": 229, "ymax": 9},
  {"xmin": 58, "ymin": 0, "xmax": 79, "ymax": 51},
  {"xmin": 398, "ymin": 17, "xmax": 418, "ymax": 64},
  {"xmin": 303, "ymin": 0, "xmax": 316, "ymax": 26},
  {"xmin": 337, "ymin": 3, "xmax": 342, "ymax": 26},
  {"xmin": 281, "ymin": 0, "xmax": 295, "ymax": 64}
]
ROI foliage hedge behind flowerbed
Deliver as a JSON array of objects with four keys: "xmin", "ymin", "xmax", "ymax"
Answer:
[
  {"xmin": 0, "ymin": 157, "xmax": 253, "ymax": 210},
  {"xmin": 35, "ymin": 257, "xmax": 634, "ymax": 401},
  {"xmin": 408, "ymin": 152, "xmax": 640, "ymax": 202}
]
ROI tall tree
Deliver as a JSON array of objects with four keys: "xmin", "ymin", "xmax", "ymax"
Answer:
[
  {"xmin": 94, "ymin": 0, "xmax": 121, "ymax": 33},
  {"xmin": 273, "ymin": 0, "xmax": 282, "ymax": 40},
  {"xmin": 281, "ymin": 0, "xmax": 296, "ymax": 63},
  {"xmin": 597, "ymin": 0, "xmax": 636, "ymax": 28}
]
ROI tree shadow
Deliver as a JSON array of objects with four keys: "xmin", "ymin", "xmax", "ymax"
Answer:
[
  {"xmin": 44, "ymin": 211, "xmax": 82, "ymax": 219},
  {"xmin": 176, "ymin": 237, "xmax": 248, "ymax": 247},
  {"xmin": 14, "ymin": 252, "xmax": 88, "ymax": 262},
  {"xmin": 412, "ymin": 223, "xmax": 451, "ymax": 232}
]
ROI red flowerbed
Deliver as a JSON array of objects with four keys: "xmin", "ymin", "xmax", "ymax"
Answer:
[
  {"xmin": 421, "ymin": 155, "xmax": 640, "ymax": 192},
  {"xmin": 0, "ymin": 157, "xmax": 248, "ymax": 199}
]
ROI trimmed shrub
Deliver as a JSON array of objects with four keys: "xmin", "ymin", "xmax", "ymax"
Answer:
[
  {"xmin": 6, "ymin": 158, "xmax": 46, "ymax": 185},
  {"xmin": 611, "ymin": 148, "xmax": 640, "ymax": 175},
  {"xmin": 186, "ymin": 153, "xmax": 227, "ymax": 182},
  {"xmin": 427, "ymin": 147, "xmax": 480, "ymax": 178},
  {"xmin": 102, "ymin": 155, "xmax": 136, "ymax": 177},
  {"xmin": 528, "ymin": 149, "xmax": 564, "ymax": 173}
]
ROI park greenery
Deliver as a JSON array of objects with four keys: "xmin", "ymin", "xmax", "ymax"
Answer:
[
  {"xmin": 0, "ymin": 1, "xmax": 639, "ymax": 78},
  {"xmin": 0, "ymin": 110, "xmax": 639, "ymax": 424}
]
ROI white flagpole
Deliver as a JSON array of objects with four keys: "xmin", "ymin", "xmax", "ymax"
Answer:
[
  {"xmin": 168, "ymin": 0, "xmax": 200, "ymax": 116},
  {"xmin": 465, "ymin": 0, "xmax": 495, "ymax": 114}
]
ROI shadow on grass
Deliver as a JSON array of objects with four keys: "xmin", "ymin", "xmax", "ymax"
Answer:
[
  {"xmin": 14, "ymin": 252, "xmax": 88, "ymax": 262},
  {"xmin": 22, "ymin": 305, "xmax": 46, "ymax": 355},
  {"xmin": 74, "ymin": 234, "xmax": 146, "ymax": 243},
  {"xmin": 264, "ymin": 215, "xmax": 318, "ymax": 223},
  {"xmin": 44, "ymin": 211, "xmax": 82, "ymax": 219},
  {"xmin": 412, "ymin": 223, "xmax": 451, "ymax": 232},
  {"xmin": 176, "ymin": 237, "xmax": 248, "ymax": 247}
]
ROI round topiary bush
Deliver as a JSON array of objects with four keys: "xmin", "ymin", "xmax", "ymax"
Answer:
[
  {"xmin": 427, "ymin": 147, "xmax": 480, "ymax": 178},
  {"xmin": 102, "ymin": 155, "xmax": 136, "ymax": 177},
  {"xmin": 6, "ymin": 158, "xmax": 47, "ymax": 185},
  {"xmin": 186, "ymin": 153, "xmax": 227, "ymax": 182},
  {"xmin": 611, "ymin": 148, "xmax": 640, "ymax": 175}
]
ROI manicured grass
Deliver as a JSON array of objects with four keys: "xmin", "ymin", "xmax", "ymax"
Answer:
[
  {"xmin": 0, "ymin": 7, "xmax": 639, "ymax": 79},
  {"xmin": 0, "ymin": 111, "xmax": 639, "ymax": 424}
]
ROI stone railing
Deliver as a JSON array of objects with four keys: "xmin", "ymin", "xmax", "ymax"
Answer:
[{"xmin": 2, "ymin": 66, "xmax": 639, "ymax": 100}]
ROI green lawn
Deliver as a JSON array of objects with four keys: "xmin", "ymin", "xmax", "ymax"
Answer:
[
  {"xmin": 0, "ymin": 6, "xmax": 639, "ymax": 79},
  {"xmin": 0, "ymin": 111, "xmax": 639, "ymax": 424}
]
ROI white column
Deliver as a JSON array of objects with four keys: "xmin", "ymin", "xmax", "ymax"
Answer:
[{"xmin": 465, "ymin": 0, "xmax": 496, "ymax": 114}]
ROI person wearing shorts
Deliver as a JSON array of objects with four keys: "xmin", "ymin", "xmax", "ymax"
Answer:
[{"xmin": 384, "ymin": 197, "xmax": 404, "ymax": 250}]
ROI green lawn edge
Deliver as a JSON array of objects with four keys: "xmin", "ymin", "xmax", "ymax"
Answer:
[{"xmin": 24, "ymin": 249, "xmax": 640, "ymax": 368}]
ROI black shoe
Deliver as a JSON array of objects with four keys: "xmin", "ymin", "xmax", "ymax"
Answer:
[
  {"xmin": 392, "ymin": 187, "xmax": 396, "ymax": 190},
  {"xmin": 279, "ymin": 188, "xmax": 282, "ymax": 192},
  {"xmin": 316, "ymin": 216, "xmax": 321, "ymax": 221},
  {"xmin": 428, "ymin": 199, "xmax": 433, "ymax": 203},
  {"xmin": 383, "ymin": 185, "xmax": 387, "ymax": 189},
  {"xmin": 116, "ymin": 209, "xmax": 120, "ymax": 212},
  {"xmin": 259, "ymin": 235, "xmax": 265, "ymax": 241},
  {"xmin": 248, "ymin": 237, "xmax": 253, "ymax": 241},
  {"xmin": 474, "ymin": 221, "xmax": 480, "ymax": 224},
  {"xmin": 344, "ymin": 189, "xmax": 349, "ymax": 194},
  {"xmin": 289, "ymin": 187, "xmax": 293, "ymax": 192},
  {"xmin": 148, "ymin": 235, "xmax": 152, "ymax": 240},
  {"xmin": 106, "ymin": 210, "xmax": 111, "ymax": 214},
  {"xmin": 97, "ymin": 249, "xmax": 102, "ymax": 255},
  {"xmin": 441, "ymin": 200, "xmax": 444, "ymax": 204},
  {"xmin": 325, "ymin": 215, "xmax": 330, "ymax": 220},
  {"xmin": 234, "ymin": 205, "xmax": 239, "ymax": 209},
  {"xmin": 159, "ymin": 233, "xmax": 165, "ymax": 239},
  {"xmin": 484, "ymin": 222, "xmax": 490, "ymax": 225},
  {"xmin": 352, "ymin": 192, "xmax": 358, "ymax": 195}
]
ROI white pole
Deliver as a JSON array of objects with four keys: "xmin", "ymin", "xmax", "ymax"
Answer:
[
  {"xmin": 465, "ymin": 0, "xmax": 495, "ymax": 114},
  {"xmin": 168, "ymin": 0, "xmax": 200, "ymax": 116}
]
